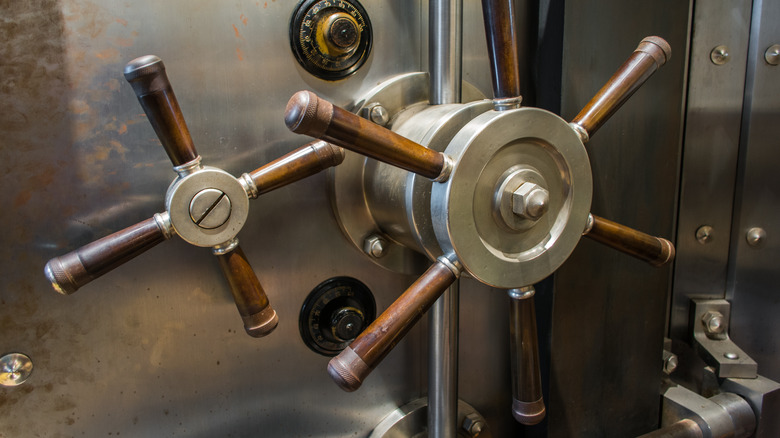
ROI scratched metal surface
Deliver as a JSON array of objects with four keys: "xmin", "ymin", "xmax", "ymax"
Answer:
[{"xmin": 0, "ymin": 1, "xmax": 535, "ymax": 437}]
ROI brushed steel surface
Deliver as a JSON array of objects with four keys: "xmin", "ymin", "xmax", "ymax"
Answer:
[
  {"xmin": 550, "ymin": 0, "xmax": 691, "ymax": 436},
  {"xmin": 726, "ymin": 0, "xmax": 780, "ymax": 383},
  {"xmin": 0, "ymin": 1, "xmax": 524, "ymax": 437},
  {"xmin": 670, "ymin": 0, "xmax": 752, "ymax": 341}
]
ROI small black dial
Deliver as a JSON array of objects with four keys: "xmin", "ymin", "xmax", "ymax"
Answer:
[
  {"xmin": 289, "ymin": 0, "xmax": 372, "ymax": 80},
  {"xmin": 299, "ymin": 277, "xmax": 376, "ymax": 356}
]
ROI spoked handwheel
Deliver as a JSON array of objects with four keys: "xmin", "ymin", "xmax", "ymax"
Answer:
[
  {"xmin": 283, "ymin": 0, "xmax": 675, "ymax": 427},
  {"xmin": 44, "ymin": 56, "xmax": 346, "ymax": 338}
]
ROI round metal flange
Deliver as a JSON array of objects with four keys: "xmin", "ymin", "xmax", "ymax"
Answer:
[
  {"xmin": 165, "ymin": 167, "xmax": 250, "ymax": 247},
  {"xmin": 432, "ymin": 107, "xmax": 592, "ymax": 288},
  {"xmin": 0, "ymin": 353, "xmax": 33, "ymax": 387},
  {"xmin": 330, "ymin": 72, "xmax": 486, "ymax": 275},
  {"xmin": 368, "ymin": 398, "xmax": 492, "ymax": 438}
]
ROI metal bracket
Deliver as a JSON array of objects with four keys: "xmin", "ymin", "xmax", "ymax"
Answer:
[
  {"xmin": 661, "ymin": 385, "xmax": 756, "ymax": 438},
  {"xmin": 691, "ymin": 299, "xmax": 757, "ymax": 378}
]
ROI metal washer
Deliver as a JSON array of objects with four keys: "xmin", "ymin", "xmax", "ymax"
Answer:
[
  {"xmin": 431, "ymin": 107, "xmax": 593, "ymax": 288},
  {"xmin": 165, "ymin": 167, "xmax": 250, "ymax": 247}
]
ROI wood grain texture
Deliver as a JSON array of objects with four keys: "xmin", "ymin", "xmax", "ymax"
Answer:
[
  {"xmin": 481, "ymin": 0, "xmax": 522, "ymax": 99},
  {"xmin": 285, "ymin": 90, "xmax": 446, "ymax": 179},
  {"xmin": 585, "ymin": 214, "xmax": 675, "ymax": 267},
  {"xmin": 571, "ymin": 37, "xmax": 671, "ymax": 140},
  {"xmin": 45, "ymin": 217, "xmax": 168, "ymax": 294},
  {"xmin": 215, "ymin": 244, "xmax": 278, "ymax": 338},
  {"xmin": 248, "ymin": 140, "xmax": 345, "ymax": 196}
]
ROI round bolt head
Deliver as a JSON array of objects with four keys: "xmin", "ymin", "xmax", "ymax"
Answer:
[
  {"xmin": 695, "ymin": 225, "xmax": 714, "ymax": 244},
  {"xmin": 702, "ymin": 310, "xmax": 725, "ymax": 334},
  {"xmin": 512, "ymin": 182, "xmax": 550, "ymax": 220},
  {"xmin": 369, "ymin": 105, "xmax": 390, "ymax": 126},
  {"xmin": 765, "ymin": 44, "xmax": 780, "ymax": 66},
  {"xmin": 189, "ymin": 188, "xmax": 232, "ymax": 229},
  {"xmin": 0, "ymin": 353, "xmax": 33, "ymax": 387},
  {"xmin": 710, "ymin": 45, "xmax": 730, "ymax": 65},
  {"xmin": 746, "ymin": 227, "xmax": 766, "ymax": 247},
  {"xmin": 724, "ymin": 352, "xmax": 740, "ymax": 360},
  {"xmin": 363, "ymin": 234, "xmax": 387, "ymax": 258}
]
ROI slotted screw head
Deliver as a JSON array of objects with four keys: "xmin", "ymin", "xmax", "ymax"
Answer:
[{"xmin": 189, "ymin": 188, "xmax": 232, "ymax": 229}]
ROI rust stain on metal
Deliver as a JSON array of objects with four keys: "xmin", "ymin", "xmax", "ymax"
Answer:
[
  {"xmin": 240, "ymin": 14, "xmax": 248, "ymax": 26},
  {"xmin": 236, "ymin": 47, "xmax": 245, "ymax": 61},
  {"xmin": 232, "ymin": 23, "xmax": 243, "ymax": 39}
]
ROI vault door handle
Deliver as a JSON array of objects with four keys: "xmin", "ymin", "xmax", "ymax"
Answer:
[
  {"xmin": 570, "ymin": 37, "xmax": 671, "ymax": 142},
  {"xmin": 584, "ymin": 214, "xmax": 675, "ymax": 267},
  {"xmin": 45, "ymin": 214, "xmax": 172, "ymax": 295},
  {"xmin": 327, "ymin": 257, "xmax": 461, "ymax": 391},
  {"xmin": 481, "ymin": 0, "xmax": 522, "ymax": 100},
  {"xmin": 508, "ymin": 287, "xmax": 545, "ymax": 425},
  {"xmin": 285, "ymin": 90, "xmax": 451, "ymax": 181},
  {"xmin": 124, "ymin": 55, "xmax": 199, "ymax": 168}
]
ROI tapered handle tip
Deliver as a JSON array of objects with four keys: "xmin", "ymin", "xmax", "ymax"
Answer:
[
  {"xmin": 123, "ymin": 55, "xmax": 164, "ymax": 81},
  {"xmin": 638, "ymin": 36, "xmax": 671, "ymax": 66},
  {"xmin": 652, "ymin": 237, "xmax": 676, "ymax": 267},
  {"xmin": 44, "ymin": 257, "xmax": 81, "ymax": 295},
  {"xmin": 327, "ymin": 346, "xmax": 370, "ymax": 392},
  {"xmin": 243, "ymin": 305, "xmax": 279, "ymax": 338},
  {"xmin": 284, "ymin": 90, "xmax": 332, "ymax": 137},
  {"xmin": 512, "ymin": 398, "xmax": 546, "ymax": 425}
]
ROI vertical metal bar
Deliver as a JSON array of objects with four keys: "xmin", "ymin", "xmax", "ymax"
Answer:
[
  {"xmin": 429, "ymin": 3, "xmax": 463, "ymax": 435},
  {"xmin": 429, "ymin": 0, "xmax": 463, "ymax": 105},
  {"xmin": 428, "ymin": 280, "xmax": 459, "ymax": 438}
]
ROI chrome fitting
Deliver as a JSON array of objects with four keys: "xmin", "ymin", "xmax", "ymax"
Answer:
[
  {"xmin": 432, "ymin": 154, "xmax": 454, "ymax": 183},
  {"xmin": 173, "ymin": 156, "xmax": 203, "ymax": 178},
  {"xmin": 569, "ymin": 122, "xmax": 590, "ymax": 144},
  {"xmin": 239, "ymin": 173, "xmax": 259, "ymax": 199},
  {"xmin": 153, "ymin": 212, "xmax": 175, "ymax": 239},
  {"xmin": 437, "ymin": 255, "xmax": 462, "ymax": 277},
  {"xmin": 211, "ymin": 237, "xmax": 240, "ymax": 256}
]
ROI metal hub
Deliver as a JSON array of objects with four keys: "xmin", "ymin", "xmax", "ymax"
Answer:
[
  {"xmin": 166, "ymin": 167, "xmax": 249, "ymax": 247},
  {"xmin": 432, "ymin": 107, "xmax": 592, "ymax": 288}
]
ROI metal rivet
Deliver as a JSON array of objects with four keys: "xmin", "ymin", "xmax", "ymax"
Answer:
[
  {"xmin": 765, "ymin": 44, "xmax": 780, "ymax": 66},
  {"xmin": 189, "ymin": 188, "xmax": 232, "ymax": 229},
  {"xmin": 1, "ymin": 353, "xmax": 33, "ymax": 387},
  {"xmin": 746, "ymin": 227, "xmax": 766, "ymax": 247},
  {"xmin": 366, "ymin": 104, "xmax": 390, "ymax": 126},
  {"xmin": 710, "ymin": 45, "xmax": 730, "ymax": 65},
  {"xmin": 695, "ymin": 225, "xmax": 714, "ymax": 244},
  {"xmin": 724, "ymin": 352, "xmax": 739, "ymax": 360},
  {"xmin": 363, "ymin": 234, "xmax": 387, "ymax": 258}
]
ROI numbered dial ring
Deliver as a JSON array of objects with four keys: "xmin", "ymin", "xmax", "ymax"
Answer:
[{"xmin": 290, "ymin": 0, "xmax": 372, "ymax": 80}]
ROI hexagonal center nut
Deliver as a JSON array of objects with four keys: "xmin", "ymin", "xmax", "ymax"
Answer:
[
  {"xmin": 702, "ymin": 310, "xmax": 725, "ymax": 335},
  {"xmin": 512, "ymin": 182, "xmax": 550, "ymax": 220}
]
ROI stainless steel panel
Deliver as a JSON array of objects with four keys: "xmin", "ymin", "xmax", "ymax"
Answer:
[
  {"xmin": 726, "ymin": 0, "xmax": 780, "ymax": 383},
  {"xmin": 670, "ymin": 0, "xmax": 753, "ymax": 341},
  {"xmin": 550, "ymin": 1, "xmax": 691, "ymax": 436},
  {"xmin": 0, "ymin": 1, "xmax": 521, "ymax": 437}
]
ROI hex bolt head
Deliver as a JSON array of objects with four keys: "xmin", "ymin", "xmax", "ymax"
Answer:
[
  {"xmin": 662, "ymin": 350, "xmax": 678, "ymax": 375},
  {"xmin": 461, "ymin": 412, "xmax": 485, "ymax": 437},
  {"xmin": 363, "ymin": 234, "xmax": 387, "ymax": 258},
  {"xmin": 512, "ymin": 182, "xmax": 550, "ymax": 220},
  {"xmin": 702, "ymin": 310, "xmax": 725, "ymax": 335},
  {"xmin": 189, "ymin": 188, "xmax": 232, "ymax": 229},
  {"xmin": 710, "ymin": 45, "xmax": 730, "ymax": 65}
]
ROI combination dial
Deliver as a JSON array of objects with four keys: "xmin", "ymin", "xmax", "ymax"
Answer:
[{"xmin": 289, "ymin": 0, "xmax": 372, "ymax": 80}]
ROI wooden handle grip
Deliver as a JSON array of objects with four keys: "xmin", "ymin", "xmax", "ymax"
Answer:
[
  {"xmin": 481, "ymin": 0, "xmax": 522, "ymax": 99},
  {"xmin": 124, "ymin": 55, "xmax": 199, "ymax": 167},
  {"xmin": 508, "ymin": 288, "xmax": 545, "ymax": 425},
  {"xmin": 571, "ymin": 37, "xmax": 671, "ymax": 141},
  {"xmin": 246, "ymin": 140, "xmax": 345, "ymax": 197},
  {"xmin": 285, "ymin": 90, "xmax": 449, "ymax": 180},
  {"xmin": 327, "ymin": 258, "xmax": 459, "ymax": 391},
  {"xmin": 215, "ymin": 244, "xmax": 278, "ymax": 338},
  {"xmin": 584, "ymin": 214, "xmax": 675, "ymax": 267},
  {"xmin": 44, "ymin": 215, "xmax": 170, "ymax": 295}
]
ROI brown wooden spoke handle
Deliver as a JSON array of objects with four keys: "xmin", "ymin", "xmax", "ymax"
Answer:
[
  {"xmin": 214, "ymin": 242, "xmax": 278, "ymax": 338},
  {"xmin": 244, "ymin": 140, "xmax": 345, "ymax": 198},
  {"xmin": 508, "ymin": 287, "xmax": 545, "ymax": 426},
  {"xmin": 285, "ymin": 90, "xmax": 451, "ymax": 181},
  {"xmin": 481, "ymin": 0, "xmax": 522, "ymax": 99},
  {"xmin": 571, "ymin": 37, "xmax": 671, "ymax": 142},
  {"xmin": 327, "ymin": 257, "xmax": 461, "ymax": 392},
  {"xmin": 584, "ymin": 214, "xmax": 675, "ymax": 267},
  {"xmin": 44, "ymin": 214, "xmax": 172, "ymax": 295},
  {"xmin": 124, "ymin": 55, "xmax": 199, "ymax": 167}
]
